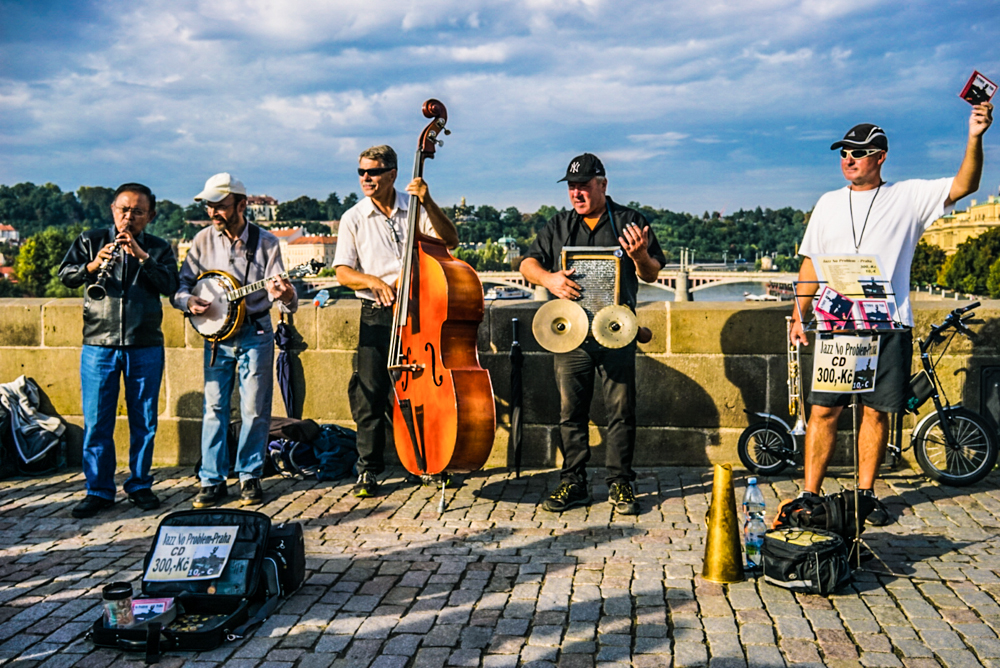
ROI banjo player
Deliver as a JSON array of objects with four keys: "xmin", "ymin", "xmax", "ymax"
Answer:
[{"xmin": 171, "ymin": 172, "xmax": 298, "ymax": 509}]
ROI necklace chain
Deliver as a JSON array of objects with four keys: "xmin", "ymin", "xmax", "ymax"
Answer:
[{"xmin": 849, "ymin": 184, "xmax": 881, "ymax": 252}]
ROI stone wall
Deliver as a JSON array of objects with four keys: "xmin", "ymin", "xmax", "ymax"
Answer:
[{"xmin": 2, "ymin": 298, "xmax": 998, "ymax": 470}]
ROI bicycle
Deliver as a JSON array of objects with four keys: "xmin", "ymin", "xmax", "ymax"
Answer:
[{"xmin": 737, "ymin": 302, "xmax": 998, "ymax": 486}]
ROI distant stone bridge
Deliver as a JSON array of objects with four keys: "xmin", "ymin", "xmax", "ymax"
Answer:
[{"xmin": 301, "ymin": 270, "xmax": 797, "ymax": 295}]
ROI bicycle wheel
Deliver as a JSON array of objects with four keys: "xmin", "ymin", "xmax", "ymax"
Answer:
[
  {"xmin": 738, "ymin": 422, "xmax": 794, "ymax": 475},
  {"xmin": 913, "ymin": 407, "xmax": 999, "ymax": 486}
]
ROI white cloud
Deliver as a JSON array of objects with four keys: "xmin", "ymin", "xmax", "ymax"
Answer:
[
  {"xmin": 1, "ymin": 0, "xmax": 997, "ymax": 214},
  {"xmin": 627, "ymin": 132, "xmax": 688, "ymax": 148}
]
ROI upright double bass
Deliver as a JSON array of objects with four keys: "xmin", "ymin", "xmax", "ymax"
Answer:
[{"xmin": 388, "ymin": 99, "xmax": 496, "ymax": 476}]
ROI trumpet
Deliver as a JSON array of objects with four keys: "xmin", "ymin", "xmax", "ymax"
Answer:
[
  {"xmin": 786, "ymin": 316, "xmax": 807, "ymax": 436},
  {"xmin": 86, "ymin": 240, "xmax": 124, "ymax": 301}
]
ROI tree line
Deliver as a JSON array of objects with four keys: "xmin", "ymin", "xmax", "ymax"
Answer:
[{"xmin": 5, "ymin": 180, "xmax": 996, "ymax": 299}]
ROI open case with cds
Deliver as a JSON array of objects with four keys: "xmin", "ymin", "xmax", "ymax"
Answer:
[{"xmin": 90, "ymin": 509, "xmax": 281, "ymax": 662}]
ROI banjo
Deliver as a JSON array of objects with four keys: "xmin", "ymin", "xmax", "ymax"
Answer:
[{"xmin": 189, "ymin": 259, "xmax": 324, "ymax": 341}]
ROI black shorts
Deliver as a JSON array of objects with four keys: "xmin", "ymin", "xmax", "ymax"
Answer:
[{"xmin": 808, "ymin": 329, "xmax": 913, "ymax": 413}]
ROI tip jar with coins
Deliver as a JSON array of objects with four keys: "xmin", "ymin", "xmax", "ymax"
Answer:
[{"xmin": 102, "ymin": 582, "xmax": 135, "ymax": 628}]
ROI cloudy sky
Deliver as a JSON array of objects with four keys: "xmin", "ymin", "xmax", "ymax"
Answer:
[{"xmin": 2, "ymin": 0, "xmax": 999, "ymax": 215}]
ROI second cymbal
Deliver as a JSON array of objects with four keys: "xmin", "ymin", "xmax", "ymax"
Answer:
[{"xmin": 592, "ymin": 305, "xmax": 638, "ymax": 349}]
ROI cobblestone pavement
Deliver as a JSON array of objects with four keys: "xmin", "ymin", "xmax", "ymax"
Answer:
[{"xmin": 3, "ymin": 465, "xmax": 1000, "ymax": 668}]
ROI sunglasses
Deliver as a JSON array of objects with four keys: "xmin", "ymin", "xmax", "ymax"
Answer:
[
  {"xmin": 840, "ymin": 148, "xmax": 883, "ymax": 159},
  {"xmin": 358, "ymin": 166, "xmax": 395, "ymax": 177}
]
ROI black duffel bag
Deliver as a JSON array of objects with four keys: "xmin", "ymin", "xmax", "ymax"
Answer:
[{"xmin": 762, "ymin": 527, "xmax": 852, "ymax": 595}]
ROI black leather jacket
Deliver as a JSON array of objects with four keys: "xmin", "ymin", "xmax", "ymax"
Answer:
[{"xmin": 58, "ymin": 227, "xmax": 180, "ymax": 347}]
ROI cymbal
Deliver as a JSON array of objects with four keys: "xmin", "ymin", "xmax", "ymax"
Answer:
[
  {"xmin": 532, "ymin": 299, "xmax": 589, "ymax": 353},
  {"xmin": 592, "ymin": 305, "xmax": 638, "ymax": 349}
]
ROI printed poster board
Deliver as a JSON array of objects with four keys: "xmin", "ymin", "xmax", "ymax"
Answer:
[
  {"xmin": 811, "ymin": 334, "xmax": 879, "ymax": 394},
  {"xmin": 144, "ymin": 526, "xmax": 239, "ymax": 582},
  {"xmin": 808, "ymin": 255, "xmax": 899, "ymax": 331}
]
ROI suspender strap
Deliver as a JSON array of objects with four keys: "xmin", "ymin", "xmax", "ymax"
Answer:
[
  {"xmin": 243, "ymin": 223, "xmax": 260, "ymax": 286},
  {"xmin": 606, "ymin": 199, "xmax": 621, "ymax": 240}
]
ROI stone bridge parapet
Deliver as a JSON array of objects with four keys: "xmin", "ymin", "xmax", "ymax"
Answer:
[{"xmin": 1, "ymin": 298, "xmax": 998, "ymax": 471}]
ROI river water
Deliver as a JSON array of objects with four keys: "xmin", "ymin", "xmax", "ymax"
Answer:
[{"xmin": 638, "ymin": 281, "xmax": 774, "ymax": 302}]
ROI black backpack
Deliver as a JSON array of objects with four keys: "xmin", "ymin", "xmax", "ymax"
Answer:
[
  {"xmin": 772, "ymin": 490, "xmax": 876, "ymax": 549},
  {"xmin": 762, "ymin": 527, "xmax": 852, "ymax": 595}
]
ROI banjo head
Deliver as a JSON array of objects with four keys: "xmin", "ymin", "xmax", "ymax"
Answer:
[{"xmin": 189, "ymin": 272, "xmax": 241, "ymax": 339}]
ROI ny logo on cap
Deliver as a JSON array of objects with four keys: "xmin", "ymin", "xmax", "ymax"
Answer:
[{"xmin": 569, "ymin": 162, "xmax": 580, "ymax": 173}]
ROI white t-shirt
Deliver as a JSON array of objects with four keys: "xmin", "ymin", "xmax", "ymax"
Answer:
[
  {"xmin": 333, "ymin": 189, "xmax": 437, "ymax": 301},
  {"xmin": 799, "ymin": 178, "xmax": 953, "ymax": 325}
]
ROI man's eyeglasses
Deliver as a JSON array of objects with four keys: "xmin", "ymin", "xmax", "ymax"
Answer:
[
  {"xmin": 840, "ymin": 148, "xmax": 883, "ymax": 160},
  {"xmin": 358, "ymin": 166, "xmax": 395, "ymax": 177},
  {"xmin": 205, "ymin": 200, "xmax": 235, "ymax": 212},
  {"xmin": 113, "ymin": 206, "xmax": 149, "ymax": 218}
]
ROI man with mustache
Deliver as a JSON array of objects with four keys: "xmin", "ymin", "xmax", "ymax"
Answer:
[
  {"xmin": 520, "ymin": 153, "xmax": 666, "ymax": 516},
  {"xmin": 333, "ymin": 145, "xmax": 458, "ymax": 498},
  {"xmin": 172, "ymin": 173, "xmax": 297, "ymax": 508},
  {"xmin": 59, "ymin": 183, "xmax": 179, "ymax": 518}
]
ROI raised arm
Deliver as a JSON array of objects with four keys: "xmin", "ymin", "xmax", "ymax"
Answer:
[{"xmin": 947, "ymin": 102, "xmax": 993, "ymax": 206}]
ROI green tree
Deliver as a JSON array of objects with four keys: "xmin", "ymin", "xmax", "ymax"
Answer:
[
  {"xmin": 0, "ymin": 280, "xmax": 23, "ymax": 297},
  {"xmin": 910, "ymin": 240, "xmax": 946, "ymax": 287},
  {"xmin": 987, "ymin": 257, "xmax": 1000, "ymax": 298},
  {"xmin": 77, "ymin": 186, "xmax": 115, "ymax": 229},
  {"xmin": 0, "ymin": 182, "xmax": 83, "ymax": 238},
  {"xmin": 453, "ymin": 247, "xmax": 480, "ymax": 270},
  {"xmin": 940, "ymin": 227, "xmax": 1000, "ymax": 295},
  {"xmin": 302, "ymin": 222, "xmax": 332, "ymax": 235},
  {"xmin": 14, "ymin": 225, "xmax": 84, "ymax": 296},
  {"xmin": 277, "ymin": 196, "xmax": 323, "ymax": 221}
]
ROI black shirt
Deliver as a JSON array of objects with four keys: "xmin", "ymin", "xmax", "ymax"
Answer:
[{"xmin": 526, "ymin": 197, "xmax": 666, "ymax": 308}]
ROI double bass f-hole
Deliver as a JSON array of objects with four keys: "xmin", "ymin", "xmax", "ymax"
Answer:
[{"xmin": 425, "ymin": 342, "xmax": 444, "ymax": 387}]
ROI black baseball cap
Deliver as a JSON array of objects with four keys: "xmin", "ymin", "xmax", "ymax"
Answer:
[
  {"xmin": 830, "ymin": 124, "xmax": 888, "ymax": 151},
  {"xmin": 558, "ymin": 153, "xmax": 606, "ymax": 183}
]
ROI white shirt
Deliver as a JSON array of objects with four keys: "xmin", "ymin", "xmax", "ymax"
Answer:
[
  {"xmin": 332, "ymin": 189, "xmax": 437, "ymax": 302},
  {"xmin": 799, "ymin": 178, "xmax": 953, "ymax": 326}
]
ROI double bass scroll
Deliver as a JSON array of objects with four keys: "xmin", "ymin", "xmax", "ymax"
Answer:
[{"xmin": 388, "ymin": 99, "xmax": 496, "ymax": 477}]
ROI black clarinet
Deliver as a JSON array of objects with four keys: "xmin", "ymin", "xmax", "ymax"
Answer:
[{"xmin": 86, "ymin": 240, "xmax": 124, "ymax": 301}]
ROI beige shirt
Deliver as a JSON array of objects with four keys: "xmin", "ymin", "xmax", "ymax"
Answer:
[
  {"xmin": 332, "ymin": 190, "xmax": 437, "ymax": 302},
  {"xmin": 173, "ymin": 222, "xmax": 298, "ymax": 317}
]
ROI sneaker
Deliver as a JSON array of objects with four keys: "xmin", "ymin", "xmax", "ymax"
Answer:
[
  {"xmin": 240, "ymin": 478, "xmax": 263, "ymax": 506},
  {"xmin": 128, "ymin": 488, "xmax": 161, "ymax": 511},
  {"xmin": 72, "ymin": 495, "xmax": 114, "ymax": 518},
  {"xmin": 193, "ymin": 483, "xmax": 228, "ymax": 509},
  {"xmin": 861, "ymin": 490, "xmax": 893, "ymax": 526},
  {"xmin": 541, "ymin": 481, "xmax": 592, "ymax": 512},
  {"xmin": 353, "ymin": 471, "xmax": 378, "ymax": 498},
  {"xmin": 609, "ymin": 481, "xmax": 640, "ymax": 515}
]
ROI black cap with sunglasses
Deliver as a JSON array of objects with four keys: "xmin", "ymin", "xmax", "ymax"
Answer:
[{"xmin": 830, "ymin": 123, "xmax": 888, "ymax": 152}]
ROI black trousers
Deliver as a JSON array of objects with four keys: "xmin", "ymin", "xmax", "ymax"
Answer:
[
  {"xmin": 554, "ymin": 342, "xmax": 637, "ymax": 486},
  {"xmin": 349, "ymin": 301, "xmax": 394, "ymax": 475}
]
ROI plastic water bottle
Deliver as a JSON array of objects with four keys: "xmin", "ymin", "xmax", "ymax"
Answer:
[
  {"xmin": 312, "ymin": 289, "xmax": 330, "ymax": 308},
  {"xmin": 742, "ymin": 478, "xmax": 766, "ymax": 569},
  {"xmin": 744, "ymin": 515, "xmax": 767, "ymax": 570},
  {"xmin": 742, "ymin": 477, "xmax": 765, "ymax": 521}
]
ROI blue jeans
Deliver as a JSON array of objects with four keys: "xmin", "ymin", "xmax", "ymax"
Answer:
[
  {"xmin": 199, "ymin": 321, "xmax": 274, "ymax": 486},
  {"xmin": 80, "ymin": 345, "xmax": 164, "ymax": 500}
]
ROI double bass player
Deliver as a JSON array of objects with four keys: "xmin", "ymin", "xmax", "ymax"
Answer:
[{"xmin": 333, "ymin": 145, "xmax": 459, "ymax": 498}]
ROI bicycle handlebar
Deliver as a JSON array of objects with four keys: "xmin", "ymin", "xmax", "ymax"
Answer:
[{"xmin": 928, "ymin": 303, "xmax": 978, "ymax": 341}]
